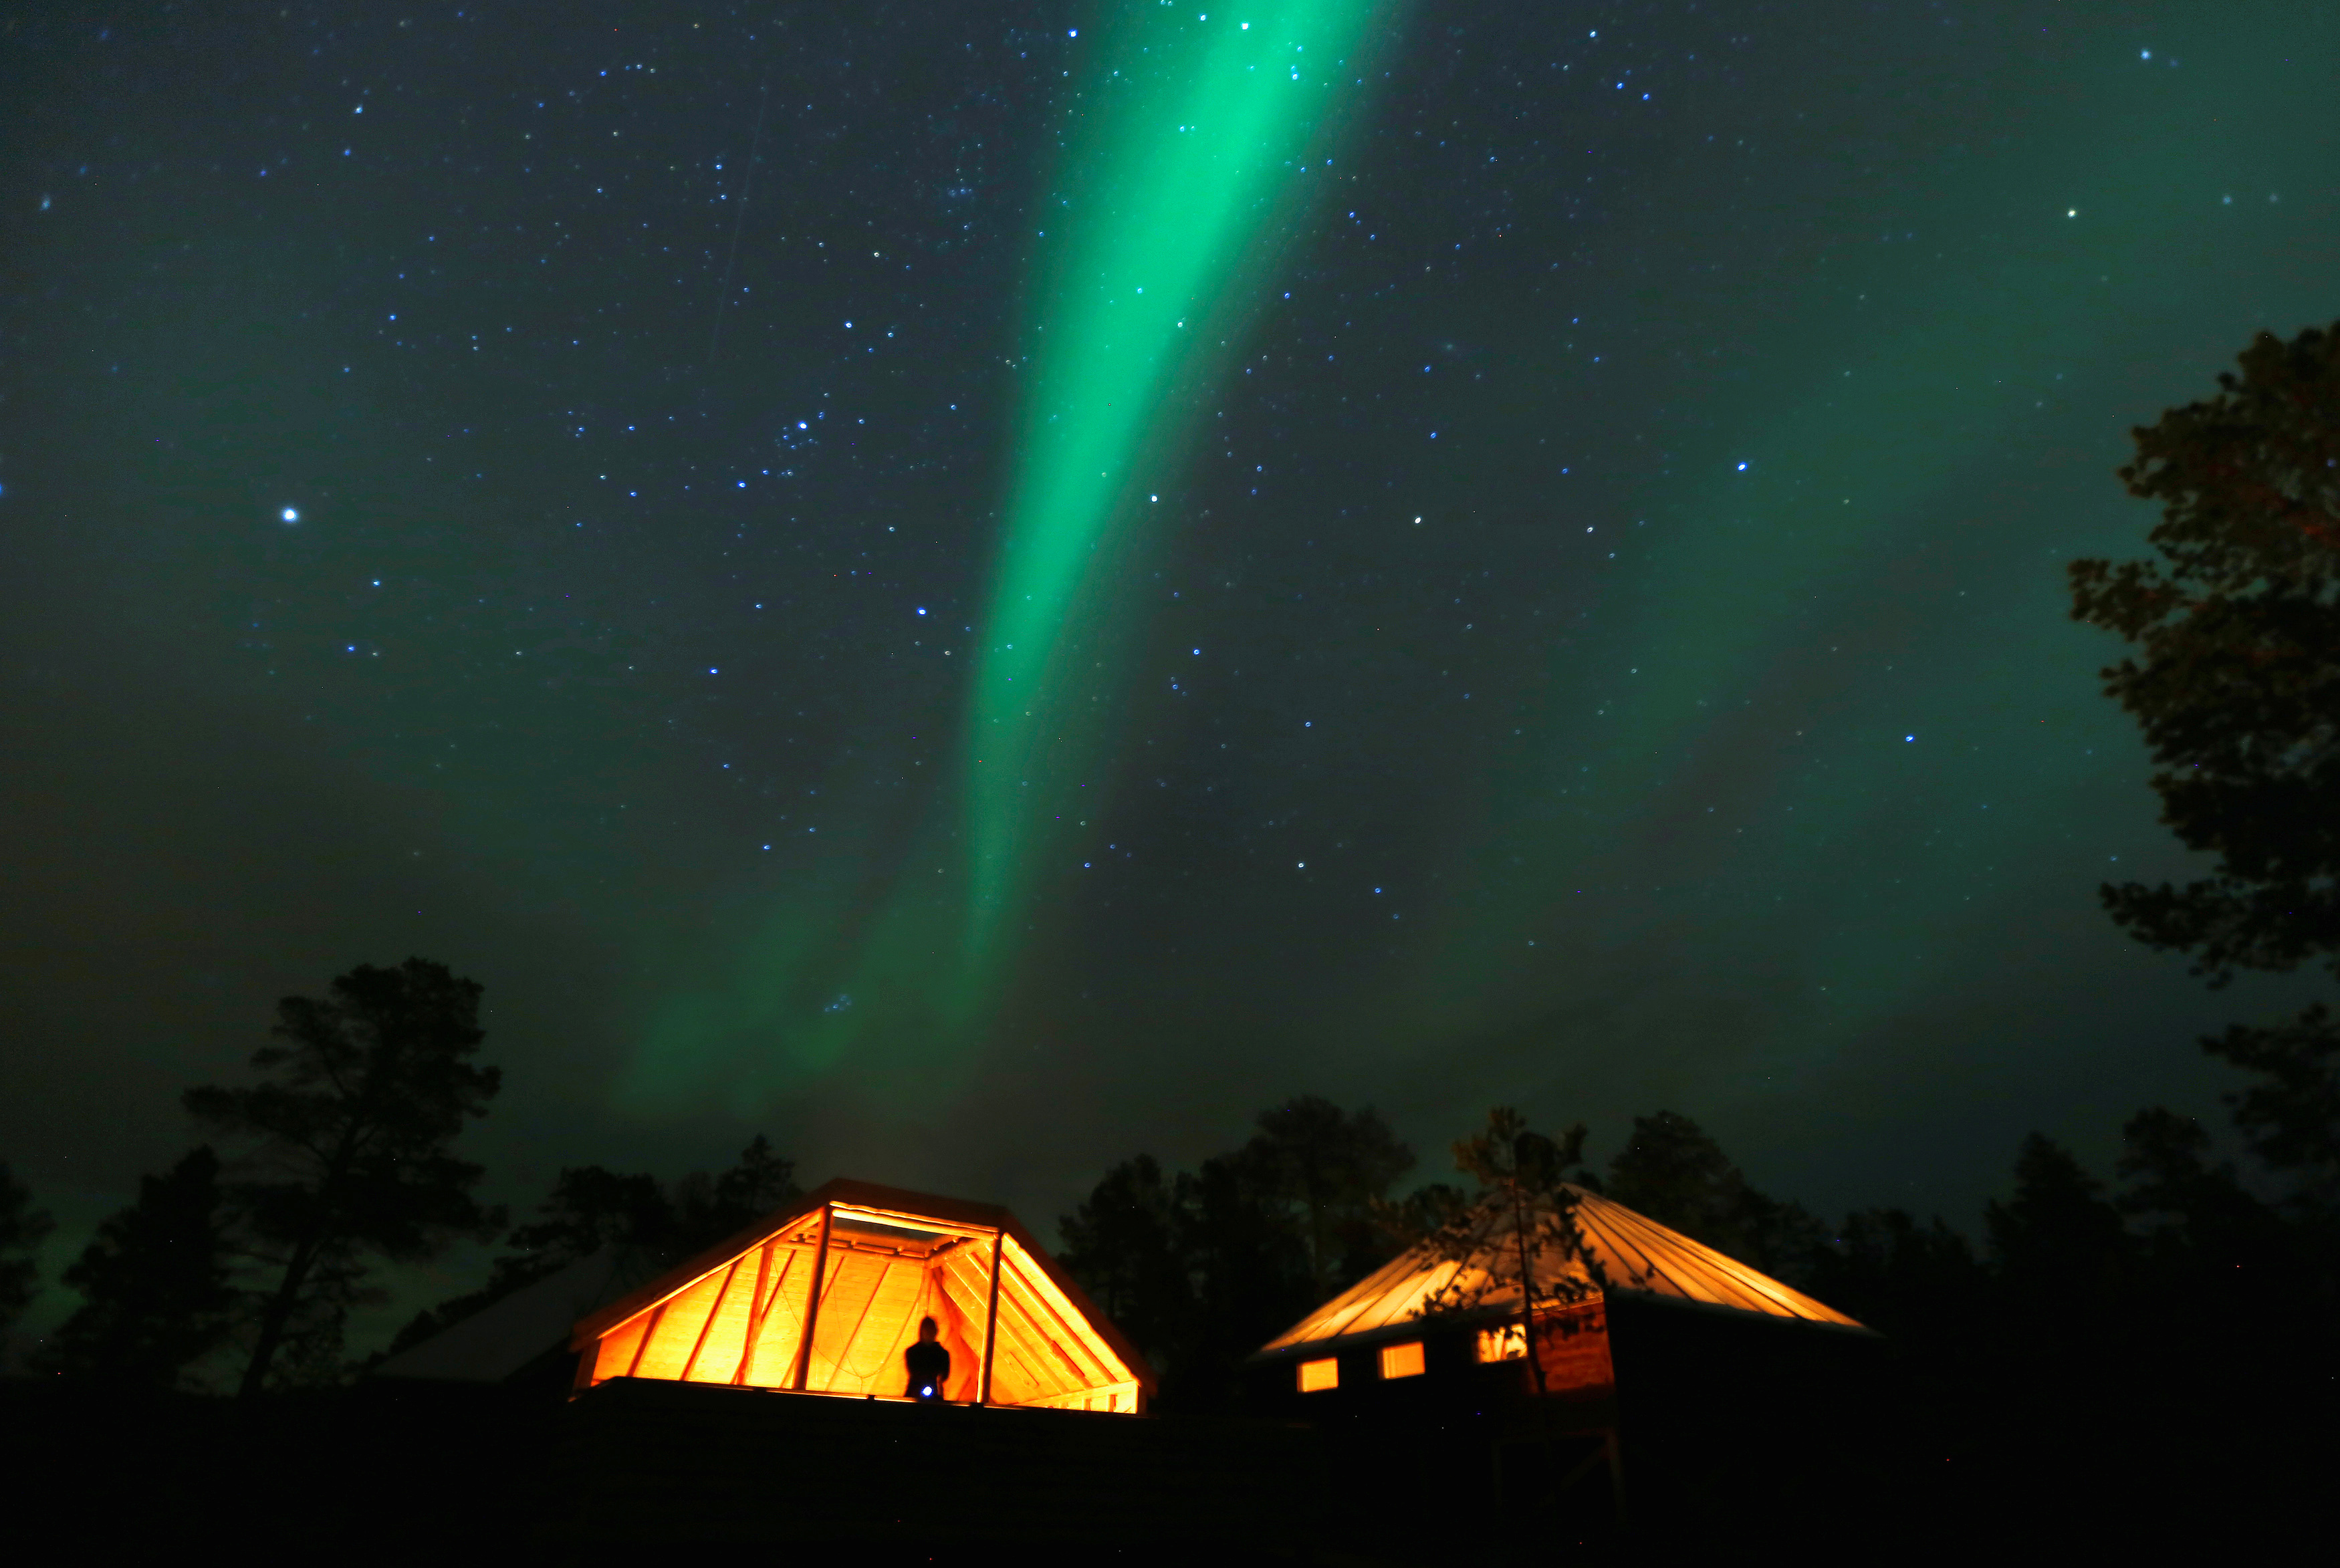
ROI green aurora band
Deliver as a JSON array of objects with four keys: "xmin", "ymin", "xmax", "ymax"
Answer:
[
  {"xmin": 970, "ymin": 0, "xmax": 1387, "ymax": 950},
  {"xmin": 630, "ymin": 1, "xmax": 1392, "ymax": 1106}
]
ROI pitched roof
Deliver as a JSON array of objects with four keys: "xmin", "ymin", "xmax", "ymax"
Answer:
[
  {"xmin": 570, "ymin": 1177, "xmax": 1156, "ymax": 1410},
  {"xmin": 373, "ymin": 1243, "xmax": 666, "ymax": 1384},
  {"xmin": 1257, "ymin": 1184, "xmax": 1865, "ymax": 1358}
]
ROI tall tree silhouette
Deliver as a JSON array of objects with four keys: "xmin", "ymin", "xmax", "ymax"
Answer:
[
  {"xmin": 1605, "ymin": 1109, "xmax": 1822, "ymax": 1284},
  {"xmin": 671, "ymin": 1134, "xmax": 800, "ymax": 1247},
  {"xmin": 40, "ymin": 1147, "xmax": 236, "ymax": 1388},
  {"xmin": 187, "ymin": 958, "xmax": 503, "ymax": 1396},
  {"xmin": 0, "ymin": 1159, "xmax": 51, "ymax": 1337},
  {"xmin": 1415, "ymin": 1107, "xmax": 1605, "ymax": 1402},
  {"xmin": 1984, "ymin": 1134, "xmax": 2130, "ymax": 1319},
  {"xmin": 2069, "ymin": 321, "xmax": 2340, "ymax": 1217},
  {"xmin": 1056, "ymin": 1101, "xmax": 1406, "ymax": 1409},
  {"xmin": 1239, "ymin": 1096, "xmax": 1414, "ymax": 1299},
  {"xmin": 1058, "ymin": 1154, "xmax": 1191, "ymax": 1374},
  {"xmin": 388, "ymin": 1134, "xmax": 798, "ymax": 1356}
]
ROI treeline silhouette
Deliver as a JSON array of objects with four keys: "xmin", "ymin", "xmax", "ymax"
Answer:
[
  {"xmin": 10, "ymin": 1014, "xmax": 2333, "ymax": 1444},
  {"xmin": 0, "ymin": 978, "xmax": 2331, "ymax": 1553}
]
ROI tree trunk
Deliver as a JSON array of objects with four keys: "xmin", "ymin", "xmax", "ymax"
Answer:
[
  {"xmin": 1515, "ymin": 1185, "xmax": 1548, "ymax": 1401},
  {"xmin": 237, "ymin": 1113, "xmax": 364, "ymax": 1400},
  {"xmin": 237, "ymin": 1234, "xmax": 319, "ymax": 1400}
]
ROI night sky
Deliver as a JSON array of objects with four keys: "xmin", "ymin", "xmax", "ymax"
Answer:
[{"xmin": 6, "ymin": 2, "xmax": 2336, "ymax": 1341}]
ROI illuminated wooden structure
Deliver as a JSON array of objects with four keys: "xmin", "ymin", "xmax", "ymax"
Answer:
[
  {"xmin": 1256, "ymin": 1184, "xmax": 1861, "ymax": 1401},
  {"xmin": 570, "ymin": 1178, "xmax": 1154, "ymax": 1414},
  {"xmin": 1248, "ymin": 1187, "xmax": 1874, "ymax": 1549}
]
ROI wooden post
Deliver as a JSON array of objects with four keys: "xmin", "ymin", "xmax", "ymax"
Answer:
[
  {"xmin": 733, "ymin": 1241, "xmax": 778, "ymax": 1386},
  {"xmin": 679, "ymin": 1258, "xmax": 739, "ymax": 1382},
  {"xmin": 976, "ymin": 1228, "xmax": 1004, "ymax": 1406},
  {"xmin": 792, "ymin": 1206, "xmax": 834, "ymax": 1392},
  {"xmin": 624, "ymin": 1302, "xmax": 667, "ymax": 1380}
]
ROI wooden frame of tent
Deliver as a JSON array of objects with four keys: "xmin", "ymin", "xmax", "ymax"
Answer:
[{"xmin": 570, "ymin": 1178, "xmax": 1155, "ymax": 1414}]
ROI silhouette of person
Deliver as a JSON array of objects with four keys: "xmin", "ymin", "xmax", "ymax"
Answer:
[{"xmin": 905, "ymin": 1315, "xmax": 951, "ymax": 1402}]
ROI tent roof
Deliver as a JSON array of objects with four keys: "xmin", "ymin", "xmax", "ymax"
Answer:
[
  {"xmin": 374, "ymin": 1243, "xmax": 666, "ymax": 1383},
  {"xmin": 1256, "ymin": 1184, "xmax": 1865, "ymax": 1359},
  {"xmin": 570, "ymin": 1176, "xmax": 1157, "ymax": 1395}
]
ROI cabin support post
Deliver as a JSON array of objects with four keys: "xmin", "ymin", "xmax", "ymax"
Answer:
[
  {"xmin": 679, "ymin": 1258, "xmax": 739, "ymax": 1383},
  {"xmin": 625, "ymin": 1301, "xmax": 667, "ymax": 1380},
  {"xmin": 792, "ymin": 1204, "xmax": 834, "ymax": 1392},
  {"xmin": 733, "ymin": 1241, "xmax": 777, "ymax": 1386},
  {"xmin": 977, "ymin": 1228, "xmax": 1004, "ymax": 1406}
]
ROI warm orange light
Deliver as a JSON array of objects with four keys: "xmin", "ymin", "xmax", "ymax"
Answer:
[
  {"xmin": 580, "ymin": 1188, "xmax": 1145, "ymax": 1414},
  {"xmin": 1379, "ymin": 1340, "xmax": 1425, "ymax": 1380},
  {"xmin": 1476, "ymin": 1324, "xmax": 1526, "ymax": 1363},
  {"xmin": 1298, "ymin": 1357, "xmax": 1339, "ymax": 1392}
]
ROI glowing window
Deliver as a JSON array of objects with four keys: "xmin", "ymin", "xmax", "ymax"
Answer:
[
  {"xmin": 1476, "ymin": 1324, "xmax": 1528, "ymax": 1363},
  {"xmin": 1379, "ymin": 1341, "xmax": 1426, "ymax": 1380},
  {"xmin": 1298, "ymin": 1357, "xmax": 1339, "ymax": 1393}
]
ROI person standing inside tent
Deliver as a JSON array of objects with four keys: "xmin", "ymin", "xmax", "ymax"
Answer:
[{"xmin": 905, "ymin": 1315, "xmax": 951, "ymax": 1402}]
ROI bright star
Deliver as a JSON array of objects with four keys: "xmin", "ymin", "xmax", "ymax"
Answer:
[{"xmin": 281, "ymin": 507, "xmax": 300, "ymax": 523}]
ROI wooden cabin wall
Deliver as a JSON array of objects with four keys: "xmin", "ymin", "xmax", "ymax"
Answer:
[{"xmin": 1533, "ymin": 1299, "xmax": 1616, "ymax": 1401}]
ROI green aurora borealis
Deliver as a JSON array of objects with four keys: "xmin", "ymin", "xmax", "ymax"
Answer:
[
  {"xmin": 6, "ymin": 3, "xmax": 2339, "ymax": 1303},
  {"xmin": 636, "ymin": 3, "xmax": 1393, "ymax": 1103}
]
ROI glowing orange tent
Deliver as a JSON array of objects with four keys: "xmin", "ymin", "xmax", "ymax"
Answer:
[
  {"xmin": 569, "ymin": 1178, "xmax": 1155, "ymax": 1414},
  {"xmin": 1253, "ymin": 1185, "xmax": 1863, "ymax": 1398}
]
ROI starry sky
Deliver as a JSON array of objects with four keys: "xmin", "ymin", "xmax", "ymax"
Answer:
[{"xmin": 5, "ymin": 1, "xmax": 2337, "ymax": 1334}]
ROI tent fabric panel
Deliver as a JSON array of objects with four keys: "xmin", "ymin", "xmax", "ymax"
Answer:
[
  {"xmin": 983, "ymin": 1344, "xmax": 1040, "ymax": 1407},
  {"xmin": 567, "ymin": 1176, "xmax": 1157, "ymax": 1407},
  {"xmin": 939, "ymin": 1246, "xmax": 1044, "ymax": 1404},
  {"xmin": 566, "ymin": 1174, "xmax": 997, "ymax": 1347},
  {"xmin": 678, "ymin": 1258, "xmax": 747, "ymax": 1382},
  {"xmin": 738, "ymin": 1244, "xmax": 812, "ymax": 1387},
  {"xmin": 998, "ymin": 1213, "xmax": 1158, "ymax": 1398},
  {"xmin": 1002, "ymin": 1232, "xmax": 1131, "ymax": 1390},
  {"xmin": 989, "ymin": 1287, "xmax": 1075, "ymax": 1402},
  {"xmin": 569, "ymin": 1196, "xmax": 829, "ymax": 1349},
  {"xmin": 996, "ymin": 1257, "xmax": 1107, "ymax": 1393},
  {"xmin": 926, "ymin": 1253, "xmax": 991, "ymax": 1402},
  {"xmin": 971, "ymin": 1233, "xmax": 1135, "ymax": 1407},
  {"xmin": 805, "ymin": 1250, "xmax": 888, "ymax": 1392},
  {"xmin": 630, "ymin": 1268, "xmax": 728, "ymax": 1382},
  {"xmin": 838, "ymin": 1257, "xmax": 930, "ymax": 1398},
  {"xmin": 817, "ymin": 1255, "xmax": 928, "ymax": 1396},
  {"xmin": 590, "ymin": 1313, "xmax": 650, "ymax": 1386}
]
